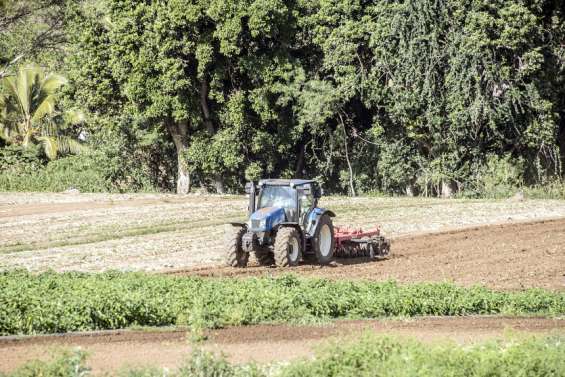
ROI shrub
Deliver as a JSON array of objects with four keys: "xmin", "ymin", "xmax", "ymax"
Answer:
[
  {"xmin": 281, "ymin": 334, "xmax": 565, "ymax": 377},
  {"xmin": 3, "ymin": 350, "xmax": 89, "ymax": 377},
  {"xmin": 0, "ymin": 271, "xmax": 563, "ymax": 336},
  {"xmin": 0, "ymin": 142, "xmax": 156, "ymax": 193},
  {"xmin": 460, "ymin": 154, "xmax": 525, "ymax": 198},
  {"xmin": 3, "ymin": 336, "xmax": 564, "ymax": 377}
]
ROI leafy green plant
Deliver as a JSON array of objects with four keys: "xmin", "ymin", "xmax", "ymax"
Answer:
[
  {"xmin": 2, "ymin": 349, "xmax": 89, "ymax": 377},
  {"xmin": 460, "ymin": 154, "xmax": 526, "ymax": 199},
  {"xmin": 281, "ymin": 334, "xmax": 565, "ymax": 377},
  {"xmin": 0, "ymin": 272, "xmax": 563, "ymax": 336},
  {"xmin": 0, "ymin": 133, "xmax": 156, "ymax": 193},
  {"xmin": 1, "ymin": 65, "xmax": 86, "ymax": 160},
  {"xmin": 3, "ymin": 336, "xmax": 564, "ymax": 377}
]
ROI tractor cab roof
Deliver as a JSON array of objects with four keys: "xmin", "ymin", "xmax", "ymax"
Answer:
[{"xmin": 258, "ymin": 179, "xmax": 317, "ymax": 188}]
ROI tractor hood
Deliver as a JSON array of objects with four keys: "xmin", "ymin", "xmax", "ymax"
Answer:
[{"xmin": 249, "ymin": 207, "xmax": 286, "ymax": 232}]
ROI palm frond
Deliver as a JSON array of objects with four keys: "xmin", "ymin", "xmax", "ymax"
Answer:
[
  {"xmin": 1, "ymin": 65, "xmax": 74, "ymax": 155},
  {"xmin": 15, "ymin": 66, "xmax": 34, "ymax": 118},
  {"xmin": 37, "ymin": 135, "xmax": 58, "ymax": 160},
  {"xmin": 2, "ymin": 76, "xmax": 19, "ymax": 104},
  {"xmin": 0, "ymin": 124, "xmax": 7, "ymax": 141},
  {"xmin": 58, "ymin": 137, "xmax": 89, "ymax": 155},
  {"xmin": 41, "ymin": 73, "xmax": 67, "ymax": 94},
  {"xmin": 64, "ymin": 109, "xmax": 86, "ymax": 126},
  {"xmin": 31, "ymin": 95, "xmax": 57, "ymax": 124}
]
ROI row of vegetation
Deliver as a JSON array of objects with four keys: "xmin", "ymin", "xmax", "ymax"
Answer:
[
  {"xmin": 4, "ymin": 335, "xmax": 565, "ymax": 377},
  {"xmin": 0, "ymin": 0, "xmax": 564, "ymax": 196},
  {"xmin": 0, "ymin": 271, "xmax": 563, "ymax": 336}
]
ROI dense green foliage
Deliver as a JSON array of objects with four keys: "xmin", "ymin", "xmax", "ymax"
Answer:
[
  {"xmin": 3, "ymin": 336, "xmax": 565, "ymax": 377},
  {"xmin": 1, "ymin": 0, "xmax": 564, "ymax": 195},
  {"xmin": 0, "ymin": 64, "xmax": 88, "ymax": 160},
  {"xmin": 2, "ymin": 350, "xmax": 89, "ymax": 377},
  {"xmin": 281, "ymin": 335, "xmax": 565, "ymax": 377},
  {"xmin": 0, "ymin": 271, "xmax": 563, "ymax": 336},
  {"xmin": 0, "ymin": 135, "xmax": 154, "ymax": 192}
]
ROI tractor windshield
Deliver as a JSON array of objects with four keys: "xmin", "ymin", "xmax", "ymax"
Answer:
[{"xmin": 258, "ymin": 186, "xmax": 296, "ymax": 210}]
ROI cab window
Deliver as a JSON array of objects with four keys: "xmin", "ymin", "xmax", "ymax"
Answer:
[{"xmin": 258, "ymin": 186, "xmax": 296, "ymax": 210}]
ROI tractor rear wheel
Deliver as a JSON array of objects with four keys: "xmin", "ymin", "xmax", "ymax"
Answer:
[
  {"xmin": 274, "ymin": 227, "xmax": 302, "ymax": 267},
  {"xmin": 225, "ymin": 225, "xmax": 249, "ymax": 267},
  {"xmin": 314, "ymin": 215, "xmax": 335, "ymax": 264}
]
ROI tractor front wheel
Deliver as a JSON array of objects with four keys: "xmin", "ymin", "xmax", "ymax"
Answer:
[
  {"xmin": 274, "ymin": 227, "xmax": 302, "ymax": 267},
  {"xmin": 314, "ymin": 215, "xmax": 335, "ymax": 264},
  {"xmin": 225, "ymin": 225, "xmax": 249, "ymax": 267}
]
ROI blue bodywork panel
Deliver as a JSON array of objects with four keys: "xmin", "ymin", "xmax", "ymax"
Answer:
[
  {"xmin": 305, "ymin": 207, "xmax": 335, "ymax": 236},
  {"xmin": 249, "ymin": 207, "xmax": 286, "ymax": 232}
]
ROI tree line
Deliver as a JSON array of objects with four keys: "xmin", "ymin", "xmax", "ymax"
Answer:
[{"xmin": 1, "ymin": 0, "xmax": 564, "ymax": 196}]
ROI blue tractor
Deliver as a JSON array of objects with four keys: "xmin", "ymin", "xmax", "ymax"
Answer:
[{"xmin": 225, "ymin": 179, "xmax": 337, "ymax": 267}]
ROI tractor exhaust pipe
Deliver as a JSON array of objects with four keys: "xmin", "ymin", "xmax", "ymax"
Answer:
[{"xmin": 246, "ymin": 181, "xmax": 256, "ymax": 217}]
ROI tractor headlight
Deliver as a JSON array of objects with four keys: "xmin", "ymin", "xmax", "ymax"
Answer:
[{"xmin": 260, "ymin": 219, "xmax": 267, "ymax": 229}]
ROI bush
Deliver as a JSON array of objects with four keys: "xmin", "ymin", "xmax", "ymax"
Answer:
[
  {"xmin": 0, "ymin": 140, "xmax": 155, "ymax": 193},
  {"xmin": 523, "ymin": 180, "xmax": 565, "ymax": 200},
  {"xmin": 0, "ymin": 271, "xmax": 563, "ymax": 336},
  {"xmin": 281, "ymin": 334, "xmax": 565, "ymax": 377},
  {"xmin": 3, "ymin": 336, "xmax": 564, "ymax": 377},
  {"xmin": 3, "ymin": 350, "xmax": 89, "ymax": 377},
  {"xmin": 459, "ymin": 154, "xmax": 525, "ymax": 199}
]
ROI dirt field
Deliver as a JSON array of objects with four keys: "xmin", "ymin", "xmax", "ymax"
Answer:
[
  {"xmin": 1, "ymin": 193, "xmax": 564, "ymax": 374},
  {"xmin": 2, "ymin": 193, "xmax": 565, "ymax": 277},
  {"xmin": 172, "ymin": 218, "xmax": 565, "ymax": 290},
  {"xmin": 1, "ymin": 317, "xmax": 563, "ymax": 375}
]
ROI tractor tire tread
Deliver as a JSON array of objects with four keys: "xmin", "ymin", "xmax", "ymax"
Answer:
[
  {"xmin": 225, "ymin": 226, "xmax": 249, "ymax": 267},
  {"xmin": 314, "ymin": 215, "xmax": 335, "ymax": 265},
  {"xmin": 274, "ymin": 227, "xmax": 301, "ymax": 267}
]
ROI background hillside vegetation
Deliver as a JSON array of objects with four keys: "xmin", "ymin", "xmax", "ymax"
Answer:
[{"xmin": 1, "ymin": 0, "xmax": 564, "ymax": 197}]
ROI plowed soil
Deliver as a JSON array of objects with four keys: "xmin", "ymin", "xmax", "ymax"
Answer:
[
  {"xmin": 1, "ymin": 317, "xmax": 563, "ymax": 375},
  {"xmin": 3, "ymin": 193, "xmax": 565, "ymax": 273},
  {"xmin": 2, "ymin": 194, "xmax": 564, "ymax": 374},
  {"xmin": 169, "ymin": 218, "xmax": 565, "ymax": 290}
]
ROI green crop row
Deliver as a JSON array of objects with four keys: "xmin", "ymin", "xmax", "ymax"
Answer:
[
  {"xmin": 0, "ymin": 271, "xmax": 563, "ymax": 336},
  {"xmin": 4, "ymin": 335, "xmax": 565, "ymax": 377}
]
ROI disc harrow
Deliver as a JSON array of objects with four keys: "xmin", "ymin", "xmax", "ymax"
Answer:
[{"xmin": 334, "ymin": 226, "xmax": 391, "ymax": 259}]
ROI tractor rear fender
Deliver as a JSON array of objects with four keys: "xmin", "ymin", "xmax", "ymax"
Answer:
[{"xmin": 306, "ymin": 208, "xmax": 335, "ymax": 236}]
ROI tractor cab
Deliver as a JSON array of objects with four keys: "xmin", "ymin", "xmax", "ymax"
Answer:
[{"xmin": 247, "ymin": 179, "xmax": 321, "ymax": 230}]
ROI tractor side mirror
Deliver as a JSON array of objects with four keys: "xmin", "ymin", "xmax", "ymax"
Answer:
[{"xmin": 313, "ymin": 186, "xmax": 322, "ymax": 198}]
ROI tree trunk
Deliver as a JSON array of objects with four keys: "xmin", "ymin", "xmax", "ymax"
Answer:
[
  {"xmin": 168, "ymin": 121, "xmax": 190, "ymax": 194},
  {"xmin": 295, "ymin": 143, "xmax": 305, "ymax": 178},
  {"xmin": 200, "ymin": 80, "xmax": 225, "ymax": 193},
  {"xmin": 339, "ymin": 113, "xmax": 356, "ymax": 197},
  {"xmin": 176, "ymin": 151, "xmax": 190, "ymax": 195},
  {"xmin": 559, "ymin": 119, "xmax": 565, "ymax": 176},
  {"xmin": 441, "ymin": 180, "xmax": 456, "ymax": 199}
]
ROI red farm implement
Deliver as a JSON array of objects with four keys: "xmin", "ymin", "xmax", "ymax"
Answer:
[{"xmin": 333, "ymin": 226, "xmax": 391, "ymax": 259}]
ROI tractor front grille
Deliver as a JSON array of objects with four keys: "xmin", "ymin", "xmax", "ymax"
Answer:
[{"xmin": 251, "ymin": 219, "xmax": 261, "ymax": 229}]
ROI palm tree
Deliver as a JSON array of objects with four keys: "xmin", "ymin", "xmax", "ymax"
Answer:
[{"xmin": 0, "ymin": 64, "xmax": 86, "ymax": 159}]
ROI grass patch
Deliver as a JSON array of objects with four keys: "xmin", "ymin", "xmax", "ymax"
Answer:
[{"xmin": 0, "ymin": 271, "xmax": 563, "ymax": 336}]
